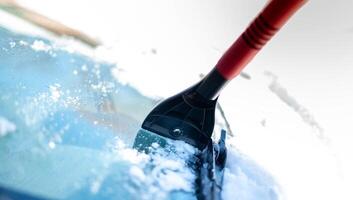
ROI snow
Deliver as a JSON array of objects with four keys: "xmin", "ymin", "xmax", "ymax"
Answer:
[
  {"xmin": 48, "ymin": 141, "xmax": 56, "ymax": 149},
  {"xmin": 0, "ymin": 116, "xmax": 16, "ymax": 137},
  {"xmin": 31, "ymin": 40, "xmax": 52, "ymax": 52},
  {"xmin": 112, "ymin": 137, "xmax": 198, "ymax": 199},
  {"xmin": 222, "ymin": 147, "xmax": 282, "ymax": 200},
  {"xmin": 129, "ymin": 166, "xmax": 146, "ymax": 181},
  {"xmin": 49, "ymin": 84, "xmax": 62, "ymax": 102}
]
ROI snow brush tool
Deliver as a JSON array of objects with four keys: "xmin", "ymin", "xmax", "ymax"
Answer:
[{"xmin": 134, "ymin": 0, "xmax": 308, "ymax": 150}]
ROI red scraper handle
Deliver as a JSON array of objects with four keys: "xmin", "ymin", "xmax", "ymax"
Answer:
[
  {"xmin": 138, "ymin": 0, "xmax": 309, "ymax": 150},
  {"xmin": 216, "ymin": 0, "xmax": 307, "ymax": 80}
]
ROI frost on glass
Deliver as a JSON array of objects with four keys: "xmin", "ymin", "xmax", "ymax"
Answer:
[{"xmin": 0, "ymin": 27, "xmax": 198, "ymax": 200}]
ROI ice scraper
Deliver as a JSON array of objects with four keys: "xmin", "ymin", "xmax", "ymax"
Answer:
[{"xmin": 134, "ymin": 0, "xmax": 308, "ymax": 150}]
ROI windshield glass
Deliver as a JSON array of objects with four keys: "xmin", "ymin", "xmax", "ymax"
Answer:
[{"xmin": 0, "ymin": 27, "xmax": 197, "ymax": 200}]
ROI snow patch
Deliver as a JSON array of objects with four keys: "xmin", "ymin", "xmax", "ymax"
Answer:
[
  {"xmin": 129, "ymin": 166, "xmax": 146, "ymax": 181},
  {"xmin": 48, "ymin": 141, "xmax": 56, "ymax": 149},
  {"xmin": 111, "ymin": 138, "xmax": 197, "ymax": 199},
  {"xmin": 31, "ymin": 40, "xmax": 52, "ymax": 52},
  {"xmin": 49, "ymin": 84, "xmax": 62, "ymax": 102},
  {"xmin": 90, "ymin": 178, "xmax": 102, "ymax": 194},
  {"xmin": 19, "ymin": 40, "xmax": 29, "ymax": 46},
  {"xmin": 0, "ymin": 116, "xmax": 16, "ymax": 137},
  {"xmin": 222, "ymin": 145, "xmax": 282, "ymax": 200},
  {"xmin": 9, "ymin": 41, "xmax": 16, "ymax": 48}
]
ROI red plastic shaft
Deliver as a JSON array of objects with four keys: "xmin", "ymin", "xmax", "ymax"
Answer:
[{"xmin": 216, "ymin": 0, "xmax": 307, "ymax": 80}]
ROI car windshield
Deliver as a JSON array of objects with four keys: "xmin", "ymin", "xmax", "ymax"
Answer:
[{"xmin": 0, "ymin": 26, "xmax": 198, "ymax": 200}]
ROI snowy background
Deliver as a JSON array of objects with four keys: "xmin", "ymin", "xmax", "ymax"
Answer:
[{"xmin": 1, "ymin": 0, "xmax": 353, "ymax": 199}]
